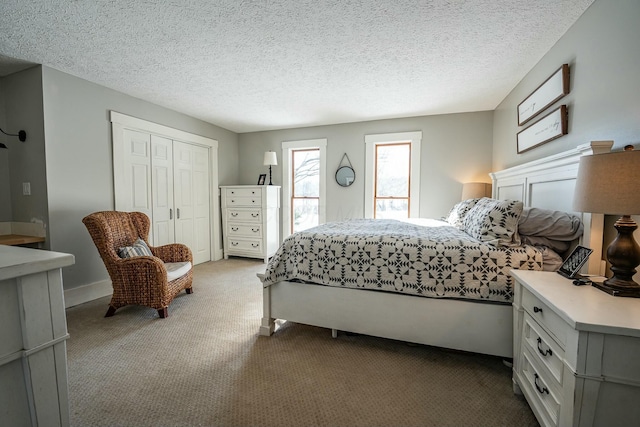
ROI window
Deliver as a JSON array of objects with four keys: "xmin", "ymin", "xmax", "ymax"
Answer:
[
  {"xmin": 364, "ymin": 131, "xmax": 422, "ymax": 219},
  {"xmin": 281, "ymin": 139, "xmax": 327, "ymax": 237},
  {"xmin": 291, "ymin": 148, "xmax": 320, "ymax": 233},
  {"xmin": 374, "ymin": 143, "xmax": 411, "ymax": 219}
]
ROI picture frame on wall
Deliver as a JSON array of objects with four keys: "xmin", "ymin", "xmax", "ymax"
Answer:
[
  {"xmin": 517, "ymin": 105, "xmax": 568, "ymax": 154},
  {"xmin": 517, "ymin": 64, "xmax": 570, "ymax": 126},
  {"xmin": 257, "ymin": 174, "xmax": 266, "ymax": 185}
]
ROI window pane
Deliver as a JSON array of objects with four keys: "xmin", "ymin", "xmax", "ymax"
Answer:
[
  {"xmin": 375, "ymin": 199, "xmax": 408, "ymax": 220},
  {"xmin": 293, "ymin": 198, "xmax": 319, "ymax": 233},
  {"xmin": 376, "ymin": 144, "xmax": 410, "ymax": 197},
  {"xmin": 293, "ymin": 150, "xmax": 319, "ymax": 197}
]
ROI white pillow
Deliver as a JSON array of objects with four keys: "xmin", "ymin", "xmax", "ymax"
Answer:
[{"xmin": 462, "ymin": 198, "xmax": 523, "ymax": 247}]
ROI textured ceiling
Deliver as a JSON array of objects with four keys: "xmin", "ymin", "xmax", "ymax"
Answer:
[{"xmin": 0, "ymin": 0, "xmax": 594, "ymax": 133}]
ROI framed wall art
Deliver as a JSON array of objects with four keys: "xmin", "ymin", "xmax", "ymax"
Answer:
[
  {"xmin": 517, "ymin": 105, "xmax": 567, "ymax": 154},
  {"xmin": 517, "ymin": 64, "xmax": 569, "ymax": 126}
]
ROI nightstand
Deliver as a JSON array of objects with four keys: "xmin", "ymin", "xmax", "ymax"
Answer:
[{"xmin": 511, "ymin": 270, "xmax": 640, "ymax": 427}]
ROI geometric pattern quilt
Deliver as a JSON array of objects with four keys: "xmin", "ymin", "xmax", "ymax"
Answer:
[{"xmin": 262, "ymin": 219, "xmax": 543, "ymax": 303}]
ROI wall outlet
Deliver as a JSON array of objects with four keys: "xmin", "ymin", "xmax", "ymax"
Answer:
[{"xmin": 22, "ymin": 182, "xmax": 31, "ymax": 196}]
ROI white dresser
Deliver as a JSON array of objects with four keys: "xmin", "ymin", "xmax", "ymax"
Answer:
[
  {"xmin": 0, "ymin": 245, "xmax": 75, "ymax": 427},
  {"xmin": 511, "ymin": 270, "xmax": 640, "ymax": 427},
  {"xmin": 220, "ymin": 185, "xmax": 280, "ymax": 263}
]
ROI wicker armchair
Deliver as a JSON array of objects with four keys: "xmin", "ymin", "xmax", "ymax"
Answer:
[{"xmin": 82, "ymin": 211, "xmax": 193, "ymax": 318}]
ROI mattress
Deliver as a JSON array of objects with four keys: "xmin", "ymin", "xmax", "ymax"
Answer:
[{"xmin": 262, "ymin": 218, "xmax": 543, "ymax": 303}]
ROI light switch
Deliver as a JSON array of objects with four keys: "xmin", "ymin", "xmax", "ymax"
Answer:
[{"xmin": 22, "ymin": 182, "xmax": 31, "ymax": 196}]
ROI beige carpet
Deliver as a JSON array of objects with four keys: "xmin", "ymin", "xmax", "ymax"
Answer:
[{"xmin": 65, "ymin": 258, "xmax": 538, "ymax": 427}]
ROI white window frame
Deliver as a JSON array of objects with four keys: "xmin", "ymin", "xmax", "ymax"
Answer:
[
  {"xmin": 281, "ymin": 138, "xmax": 327, "ymax": 238},
  {"xmin": 364, "ymin": 131, "xmax": 422, "ymax": 219}
]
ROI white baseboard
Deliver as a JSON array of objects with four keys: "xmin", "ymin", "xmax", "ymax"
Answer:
[{"xmin": 64, "ymin": 280, "xmax": 112, "ymax": 308}]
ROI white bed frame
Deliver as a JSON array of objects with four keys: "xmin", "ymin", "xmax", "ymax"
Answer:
[{"xmin": 258, "ymin": 142, "xmax": 611, "ymax": 358}]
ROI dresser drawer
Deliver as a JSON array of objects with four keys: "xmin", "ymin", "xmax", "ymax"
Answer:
[
  {"xmin": 227, "ymin": 223, "xmax": 262, "ymax": 238},
  {"xmin": 519, "ymin": 349, "xmax": 562, "ymax": 427},
  {"xmin": 522, "ymin": 313, "xmax": 564, "ymax": 386},
  {"xmin": 227, "ymin": 209, "xmax": 261, "ymax": 222},
  {"xmin": 225, "ymin": 188, "xmax": 261, "ymax": 198},
  {"xmin": 228, "ymin": 239, "xmax": 263, "ymax": 254},
  {"xmin": 522, "ymin": 287, "xmax": 570, "ymax": 348},
  {"xmin": 226, "ymin": 195, "xmax": 262, "ymax": 207}
]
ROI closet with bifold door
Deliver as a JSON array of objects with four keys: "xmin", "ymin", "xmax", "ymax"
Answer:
[{"xmin": 111, "ymin": 112, "xmax": 220, "ymax": 265}]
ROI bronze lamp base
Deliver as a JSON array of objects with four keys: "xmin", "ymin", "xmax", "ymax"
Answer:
[{"xmin": 594, "ymin": 215, "xmax": 640, "ymax": 298}]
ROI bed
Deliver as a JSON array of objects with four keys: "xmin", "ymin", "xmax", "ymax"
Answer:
[{"xmin": 257, "ymin": 141, "xmax": 612, "ymax": 358}]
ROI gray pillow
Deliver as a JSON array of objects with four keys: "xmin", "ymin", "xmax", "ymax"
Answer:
[{"xmin": 518, "ymin": 207, "xmax": 583, "ymax": 240}]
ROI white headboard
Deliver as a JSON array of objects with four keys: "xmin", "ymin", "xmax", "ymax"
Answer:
[{"xmin": 490, "ymin": 141, "xmax": 613, "ymax": 275}]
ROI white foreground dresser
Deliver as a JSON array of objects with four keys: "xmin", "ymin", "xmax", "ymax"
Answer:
[
  {"xmin": 220, "ymin": 185, "xmax": 280, "ymax": 263},
  {"xmin": 0, "ymin": 245, "xmax": 75, "ymax": 427},
  {"xmin": 511, "ymin": 270, "xmax": 640, "ymax": 427}
]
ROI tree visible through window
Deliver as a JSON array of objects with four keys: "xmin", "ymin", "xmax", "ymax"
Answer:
[
  {"xmin": 374, "ymin": 143, "xmax": 411, "ymax": 219},
  {"xmin": 291, "ymin": 148, "xmax": 320, "ymax": 233}
]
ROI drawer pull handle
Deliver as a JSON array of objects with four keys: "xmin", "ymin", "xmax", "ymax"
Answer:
[
  {"xmin": 251, "ymin": 213, "xmax": 259, "ymax": 217},
  {"xmin": 533, "ymin": 306, "xmax": 543, "ymax": 314},
  {"xmin": 251, "ymin": 243, "xmax": 259, "ymax": 248},
  {"xmin": 534, "ymin": 373, "xmax": 549, "ymax": 395},
  {"xmin": 252, "ymin": 200, "xmax": 256, "ymax": 203},
  {"xmin": 536, "ymin": 337, "xmax": 553, "ymax": 357},
  {"xmin": 252, "ymin": 228, "xmax": 259, "ymax": 232},
  {"xmin": 231, "ymin": 242, "xmax": 238, "ymax": 246},
  {"xmin": 231, "ymin": 227, "xmax": 238, "ymax": 231},
  {"xmin": 231, "ymin": 212, "xmax": 238, "ymax": 217}
]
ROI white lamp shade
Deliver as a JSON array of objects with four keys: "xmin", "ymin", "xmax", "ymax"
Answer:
[
  {"xmin": 461, "ymin": 182, "xmax": 492, "ymax": 201},
  {"xmin": 573, "ymin": 149, "xmax": 640, "ymax": 215},
  {"xmin": 263, "ymin": 151, "xmax": 277, "ymax": 166}
]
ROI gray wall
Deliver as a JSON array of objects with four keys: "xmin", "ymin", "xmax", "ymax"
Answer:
[
  {"xmin": 0, "ymin": 80, "xmax": 11, "ymax": 220},
  {"xmin": 492, "ymin": 0, "xmax": 640, "ymax": 281},
  {"xmin": 238, "ymin": 111, "xmax": 494, "ymax": 223},
  {"xmin": 493, "ymin": 0, "xmax": 640, "ymax": 170},
  {"xmin": 1, "ymin": 65, "xmax": 240, "ymax": 290},
  {"xmin": 1, "ymin": 66, "xmax": 49, "ymax": 231}
]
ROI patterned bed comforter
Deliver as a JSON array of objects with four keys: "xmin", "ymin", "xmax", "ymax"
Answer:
[{"xmin": 262, "ymin": 218, "xmax": 543, "ymax": 303}]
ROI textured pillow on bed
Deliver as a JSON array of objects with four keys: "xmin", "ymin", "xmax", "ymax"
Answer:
[
  {"xmin": 444, "ymin": 198, "xmax": 481, "ymax": 228},
  {"xmin": 462, "ymin": 198, "xmax": 523, "ymax": 247}
]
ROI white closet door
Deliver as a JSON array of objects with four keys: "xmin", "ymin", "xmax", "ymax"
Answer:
[
  {"xmin": 192, "ymin": 144, "xmax": 211, "ymax": 264},
  {"xmin": 173, "ymin": 141, "xmax": 211, "ymax": 264},
  {"xmin": 151, "ymin": 135, "xmax": 174, "ymax": 246},
  {"xmin": 117, "ymin": 129, "xmax": 152, "ymax": 218}
]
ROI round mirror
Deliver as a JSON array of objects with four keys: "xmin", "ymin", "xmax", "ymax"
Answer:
[{"xmin": 335, "ymin": 166, "xmax": 355, "ymax": 187}]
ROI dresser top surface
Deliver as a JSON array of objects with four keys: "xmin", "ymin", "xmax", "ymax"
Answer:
[
  {"xmin": 512, "ymin": 270, "xmax": 640, "ymax": 337},
  {"xmin": 0, "ymin": 245, "xmax": 75, "ymax": 281}
]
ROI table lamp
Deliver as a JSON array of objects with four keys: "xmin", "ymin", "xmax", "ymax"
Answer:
[
  {"xmin": 263, "ymin": 151, "xmax": 277, "ymax": 185},
  {"xmin": 573, "ymin": 145, "xmax": 640, "ymax": 297},
  {"xmin": 461, "ymin": 182, "xmax": 492, "ymax": 201}
]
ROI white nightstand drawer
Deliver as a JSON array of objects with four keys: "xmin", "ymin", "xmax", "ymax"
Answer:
[
  {"xmin": 520, "ymin": 349, "xmax": 562, "ymax": 427},
  {"xmin": 522, "ymin": 313, "xmax": 564, "ymax": 386},
  {"xmin": 225, "ymin": 188, "xmax": 261, "ymax": 198},
  {"xmin": 227, "ymin": 209, "xmax": 261, "ymax": 222},
  {"xmin": 228, "ymin": 239, "xmax": 262, "ymax": 254},
  {"xmin": 522, "ymin": 287, "xmax": 570, "ymax": 348},
  {"xmin": 227, "ymin": 223, "xmax": 262, "ymax": 238}
]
